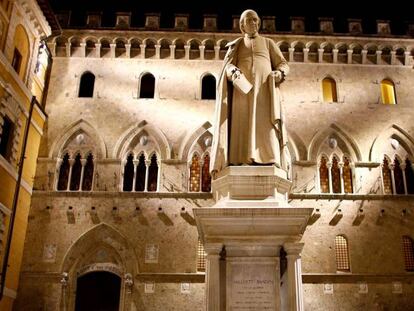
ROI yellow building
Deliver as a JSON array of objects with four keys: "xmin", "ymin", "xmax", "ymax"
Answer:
[{"xmin": 0, "ymin": 0, "xmax": 54, "ymax": 309}]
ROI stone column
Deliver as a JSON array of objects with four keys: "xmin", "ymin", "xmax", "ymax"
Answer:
[
  {"xmin": 156, "ymin": 159, "xmax": 161, "ymax": 192},
  {"xmin": 390, "ymin": 51, "xmax": 396, "ymax": 65},
  {"xmin": 284, "ymin": 243, "xmax": 305, "ymax": 311},
  {"xmin": 318, "ymin": 48, "xmax": 324, "ymax": 63},
  {"xmin": 169, "ymin": 44, "xmax": 176, "ymax": 59},
  {"xmin": 288, "ymin": 48, "xmax": 294, "ymax": 62},
  {"xmin": 95, "ymin": 43, "xmax": 101, "ymax": 58},
  {"xmin": 132, "ymin": 159, "xmax": 139, "ymax": 191},
  {"xmin": 339, "ymin": 162, "xmax": 344, "ymax": 193},
  {"xmin": 125, "ymin": 44, "xmax": 131, "ymax": 58},
  {"xmin": 65, "ymin": 42, "xmax": 71, "ymax": 57},
  {"xmin": 327, "ymin": 162, "xmax": 333, "ymax": 193},
  {"xmin": 67, "ymin": 159, "xmax": 75, "ymax": 191},
  {"xmin": 404, "ymin": 51, "xmax": 411, "ymax": 66},
  {"xmin": 214, "ymin": 46, "xmax": 220, "ymax": 60},
  {"xmin": 303, "ymin": 48, "xmax": 309, "ymax": 63},
  {"xmin": 400, "ymin": 163, "xmax": 408, "ymax": 194},
  {"xmin": 79, "ymin": 158, "xmax": 87, "ymax": 190},
  {"xmin": 376, "ymin": 50, "xmax": 382, "ymax": 64},
  {"xmin": 347, "ymin": 49, "xmax": 353, "ymax": 64},
  {"xmin": 140, "ymin": 44, "xmax": 146, "ymax": 59},
  {"xmin": 80, "ymin": 42, "xmax": 86, "ymax": 57},
  {"xmin": 144, "ymin": 160, "xmax": 150, "ymax": 191},
  {"xmin": 199, "ymin": 45, "xmax": 205, "ymax": 60},
  {"xmin": 184, "ymin": 45, "xmax": 190, "ymax": 60},
  {"xmin": 155, "ymin": 44, "xmax": 161, "ymax": 59},
  {"xmin": 332, "ymin": 48, "xmax": 338, "ymax": 63},
  {"xmin": 389, "ymin": 163, "xmax": 396, "ymax": 195},
  {"xmin": 361, "ymin": 49, "xmax": 368, "ymax": 64},
  {"xmin": 110, "ymin": 43, "xmax": 116, "ymax": 58},
  {"xmin": 204, "ymin": 243, "xmax": 223, "ymax": 311}
]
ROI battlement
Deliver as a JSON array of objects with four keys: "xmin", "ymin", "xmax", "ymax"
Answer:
[{"xmin": 54, "ymin": 11, "xmax": 414, "ymax": 38}]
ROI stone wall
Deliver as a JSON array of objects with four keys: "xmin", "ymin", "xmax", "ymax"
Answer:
[{"xmin": 14, "ymin": 27, "xmax": 414, "ymax": 310}]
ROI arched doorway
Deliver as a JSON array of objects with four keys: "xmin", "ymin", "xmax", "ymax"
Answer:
[{"xmin": 75, "ymin": 271, "xmax": 121, "ymax": 311}]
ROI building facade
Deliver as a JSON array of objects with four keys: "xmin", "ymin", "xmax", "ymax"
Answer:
[
  {"xmin": 0, "ymin": 0, "xmax": 52, "ymax": 310},
  {"xmin": 13, "ymin": 12, "xmax": 414, "ymax": 310}
]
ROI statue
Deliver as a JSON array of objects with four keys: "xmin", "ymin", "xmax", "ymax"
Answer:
[{"xmin": 210, "ymin": 9, "xmax": 289, "ymax": 175}]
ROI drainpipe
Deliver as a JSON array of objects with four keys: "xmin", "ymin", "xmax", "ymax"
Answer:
[{"xmin": 0, "ymin": 96, "xmax": 37, "ymax": 300}]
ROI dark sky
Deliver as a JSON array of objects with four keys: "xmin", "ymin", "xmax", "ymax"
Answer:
[{"xmin": 49, "ymin": 0, "xmax": 412, "ymax": 35}]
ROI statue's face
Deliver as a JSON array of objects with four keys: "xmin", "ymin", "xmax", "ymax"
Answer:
[{"xmin": 242, "ymin": 13, "xmax": 259, "ymax": 36}]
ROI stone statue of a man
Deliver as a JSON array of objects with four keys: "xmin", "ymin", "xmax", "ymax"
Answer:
[{"xmin": 210, "ymin": 9, "xmax": 289, "ymax": 175}]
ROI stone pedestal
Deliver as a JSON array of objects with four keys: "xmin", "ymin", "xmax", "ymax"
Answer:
[{"xmin": 194, "ymin": 166, "xmax": 312, "ymax": 311}]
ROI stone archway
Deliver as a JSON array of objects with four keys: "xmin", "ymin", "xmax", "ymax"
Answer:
[{"xmin": 60, "ymin": 223, "xmax": 138, "ymax": 311}]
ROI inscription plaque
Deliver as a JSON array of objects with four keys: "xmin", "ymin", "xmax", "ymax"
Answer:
[{"xmin": 227, "ymin": 259, "xmax": 278, "ymax": 311}]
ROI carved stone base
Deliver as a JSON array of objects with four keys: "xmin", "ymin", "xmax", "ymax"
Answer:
[
  {"xmin": 211, "ymin": 166, "xmax": 292, "ymax": 207},
  {"xmin": 196, "ymin": 166, "xmax": 312, "ymax": 311}
]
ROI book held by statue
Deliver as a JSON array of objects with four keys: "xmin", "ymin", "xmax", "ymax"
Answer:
[{"xmin": 233, "ymin": 73, "xmax": 253, "ymax": 94}]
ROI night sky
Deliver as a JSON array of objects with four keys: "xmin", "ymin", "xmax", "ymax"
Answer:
[{"xmin": 48, "ymin": 0, "xmax": 412, "ymax": 35}]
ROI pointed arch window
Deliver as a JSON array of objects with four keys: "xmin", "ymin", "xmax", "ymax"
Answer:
[
  {"xmin": 57, "ymin": 153, "xmax": 70, "ymax": 190},
  {"xmin": 343, "ymin": 157, "xmax": 353, "ymax": 193},
  {"xmin": 123, "ymin": 154, "xmax": 134, "ymax": 191},
  {"xmin": 201, "ymin": 154, "xmax": 211, "ymax": 192},
  {"xmin": 382, "ymin": 157, "xmax": 393, "ymax": 194},
  {"xmin": 393, "ymin": 158, "xmax": 405, "ymax": 194},
  {"xmin": 402, "ymin": 236, "xmax": 414, "ymax": 271},
  {"xmin": 319, "ymin": 156, "xmax": 330, "ymax": 193},
  {"xmin": 81, "ymin": 153, "xmax": 94, "ymax": 191},
  {"xmin": 405, "ymin": 159, "xmax": 414, "ymax": 194},
  {"xmin": 331, "ymin": 156, "xmax": 341, "ymax": 193},
  {"xmin": 122, "ymin": 152, "xmax": 160, "ymax": 192},
  {"xmin": 147, "ymin": 154, "xmax": 159, "ymax": 191},
  {"xmin": 319, "ymin": 155, "xmax": 354, "ymax": 194},
  {"xmin": 189, "ymin": 154, "xmax": 201, "ymax": 192},
  {"xmin": 69, "ymin": 153, "xmax": 82, "ymax": 190},
  {"xmin": 197, "ymin": 238, "xmax": 206, "ymax": 272},
  {"xmin": 139, "ymin": 73, "xmax": 155, "ymax": 98},
  {"xmin": 380, "ymin": 79, "xmax": 396, "ymax": 105},
  {"xmin": 135, "ymin": 154, "xmax": 146, "ymax": 192},
  {"xmin": 335, "ymin": 235, "xmax": 350, "ymax": 272},
  {"xmin": 201, "ymin": 74, "xmax": 216, "ymax": 100},
  {"xmin": 322, "ymin": 77, "xmax": 337, "ymax": 103},
  {"xmin": 78, "ymin": 72, "xmax": 95, "ymax": 97},
  {"xmin": 58, "ymin": 152, "xmax": 95, "ymax": 191}
]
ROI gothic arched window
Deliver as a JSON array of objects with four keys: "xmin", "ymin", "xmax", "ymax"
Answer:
[
  {"xmin": 319, "ymin": 156, "xmax": 330, "ymax": 193},
  {"xmin": 380, "ymin": 79, "xmax": 396, "ymax": 105},
  {"xmin": 343, "ymin": 157, "xmax": 353, "ymax": 193},
  {"xmin": 382, "ymin": 157, "xmax": 393, "ymax": 194},
  {"xmin": 393, "ymin": 158, "xmax": 405, "ymax": 194},
  {"xmin": 201, "ymin": 74, "xmax": 216, "ymax": 100},
  {"xmin": 335, "ymin": 235, "xmax": 350, "ymax": 272},
  {"xmin": 135, "ymin": 154, "xmax": 146, "ymax": 191},
  {"xmin": 123, "ymin": 154, "xmax": 134, "ymax": 191},
  {"xmin": 69, "ymin": 153, "xmax": 82, "ymax": 190},
  {"xmin": 331, "ymin": 156, "xmax": 341, "ymax": 193},
  {"xmin": 57, "ymin": 153, "xmax": 70, "ymax": 190},
  {"xmin": 139, "ymin": 73, "xmax": 155, "ymax": 98},
  {"xmin": 189, "ymin": 154, "xmax": 200, "ymax": 192},
  {"xmin": 405, "ymin": 159, "xmax": 414, "ymax": 194},
  {"xmin": 201, "ymin": 154, "xmax": 211, "ymax": 192},
  {"xmin": 147, "ymin": 154, "xmax": 158, "ymax": 191},
  {"xmin": 82, "ymin": 153, "xmax": 94, "ymax": 191},
  {"xmin": 78, "ymin": 71, "xmax": 95, "ymax": 97},
  {"xmin": 322, "ymin": 77, "xmax": 337, "ymax": 102}
]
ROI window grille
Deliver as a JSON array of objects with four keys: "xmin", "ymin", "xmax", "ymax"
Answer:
[
  {"xmin": 402, "ymin": 236, "xmax": 414, "ymax": 271},
  {"xmin": 197, "ymin": 239, "xmax": 206, "ymax": 272},
  {"xmin": 335, "ymin": 235, "xmax": 350, "ymax": 271}
]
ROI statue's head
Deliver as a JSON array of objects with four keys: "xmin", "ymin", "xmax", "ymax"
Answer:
[{"xmin": 239, "ymin": 9, "xmax": 261, "ymax": 36}]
